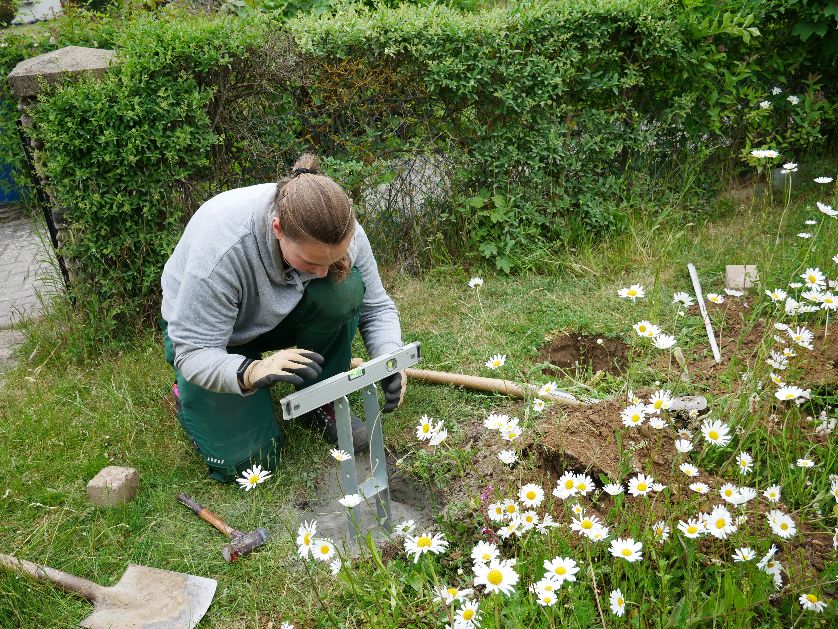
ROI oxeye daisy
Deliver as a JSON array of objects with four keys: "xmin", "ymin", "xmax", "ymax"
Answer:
[
  {"xmin": 633, "ymin": 320, "xmax": 659, "ymax": 338},
  {"xmin": 574, "ymin": 473, "xmax": 595, "ymax": 495},
  {"xmin": 707, "ymin": 505, "xmax": 736, "ymax": 539},
  {"xmin": 330, "ymin": 448, "xmax": 352, "ymax": 462},
  {"xmin": 647, "ymin": 390, "xmax": 672, "ymax": 414},
  {"xmin": 652, "ymin": 333, "xmax": 677, "ymax": 349},
  {"xmin": 487, "ymin": 502, "xmax": 505, "ymax": 522},
  {"xmin": 536, "ymin": 591, "xmax": 557, "ymax": 607},
  {"xmin": 679, "ymin": 462, "xmax": 700, "ymax": 477},
  {"xmin": 532, "ymin": 398, "xmax": 546, "ymax": 413},
  {"xmin": 769, "ymin": 372, "xmax": 784, "ymax": 386},
  {"xmin": 724, "ymin": 288, "xmax": 744, "ymax": 297},
  {"xmin": 471, "ymin": 541, "xmax": 499, "ymax": 565},
  {"xmin": 678, "ymin": 518, "xmax": 704, "ymax": 538},
  {"xmin": 433, "ymin": 584, "xmax": 472, "ymax": 605},
  {"xmin": 610, "ymin": 537, "xmax": 643, "ymax": 562},
  {"xmin": 674, "ymin": 439, "xmax": 693, "ymax": 453},
  {"xmin": 797, "ymin": 457, "xmax": 815, "ymax": 468},
  {"xmin": 766, "ymin": 350, "xmax": 788, "ymax": 370},
  {"xmin": 484, "ymin": 412, "xmax": 509, "ymax": 431},
  {"xmin": 621, "ymin": 403, "xmax": 647, "ymax": 427},
  {"xmin": 338, "ymin": 494, "xmax": 363, "ymax": 508},
  {"xmin": 689, "ymin": 482, "xmax": 710, "ymax": 494},
  {"xmin": 497, "ymin": 449, "xmax": 518, "ymax": 465},
  {"xmin": 455, "ymin": 600, "xmax": 481, "ymax": 626},
  {"xmin": 763, "ymin": 485, "xmax": 781, "ymax": 502},
  {"xmin": 706, "ymin": 293, "xmax": 724, "ymax": 304},
  {"xmin": 500, "ymin": 424, "xmax": 521, "ymax": 442},
  {"xmin": 543, "ymin": 556, "xmax": 579, "ymax": 585},
  {"xmin": 628, "ymin": 473, "xmax": 654, "ymax": 497},
  {"xmin": 393, "ymin": 519, "xmax": 415, "ymax": 536},
  {"xmin": 737, "ymin": 451, "xmax": 753, "ymax": 474},
  {"xmin": 701, "ymin": 419, "xmax": 732, "ymax": 447},
  {"xmin": 733, "ymin": 547, "xmax": 755, "ymax": 562},
  {"xmin": 312, "ymin": 538, "xmax": 336, "ymax": 562},
  {"xmin": 236, "ymin": 464, "xmax": 272, "ymax": 491},
  {"xmin": 416, "ymin": 415, "xmax": 434, "ymax": 440},
  {"xmin": 468, "ymin": 277, "xmax": 484, "ymax": 288},
  {"xmin": 603, "ymin": 483, "xmax": 623, "ymax": 496},
  {"xmin": 570, "ymin": 502, "xmax": 584, "ymax": 516},
  {"xmin": 571, "ymin": 514, "xmax": 603, "ymax": 536},
  {"xmin": 473, "ymin": 558, "xmax": 519, "ymax": 595},
  {"xmin": 817, "ymin": 201, "xmax": 837, "ymax": 217},
  {"xmin": 652, "ymin": 520, "xmax": 670, "ymax": 543},
  {"xmin": 429, "ymin": 424, "xmax": 448, "ymax": 446},
  {"xmin": 618, "ymin": 284, "xmax": 645, "ymax": 301},
  {"xmin": 775, "ymin": 385, "xmax": 809, "ymax": 401},
  {"xmin": 500, "ymin": 499, "xmax": 519, "ymax": 519},
  {"xmin": 799, "ymin": 593, "xmax": 827, "ymax": 612},
  {"xmin": 518, "ymin": 483, "xmax": 545, "ymax": 508},
  {"xmin": 610, "ymin": 589, "xmax": 626, "ymax": 617},
  {"xmin": 766, "ymin": 288, "xmax": 787, "ymax": 302},
  {"xmin": 767, "ymin": 510, "xmax": 796, "ymax": 539},
  {"xmin": 672, "ymin": 291, "xmax": 694, "ymax": 307},
  {"xmin": 485, "ymin": 354, "xmax": 506, "ymax": 369},
  {"xmin": 539, "ymin": 381, "xmax": 558, "ymax": 396},
  {"xmin": 404, "ymin": 531, "xmax": 448, "ymax": 563},
  {"xmin": 296, "ymin": 520, "xmax": 317, "ymax": 558},
  {"xmin": 553, "ymin": 472, "xmax": 578, "ymax": 500},
  {"xmin": 649, "ymin": 417, "xmax": 666, "ymax": 429}
]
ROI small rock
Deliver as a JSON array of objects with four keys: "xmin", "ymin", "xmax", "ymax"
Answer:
[
  {"xmin": 86, "ymin": 466, "xmax": 139, "ymax": 507},
  {"xmin": 725, "ymin": 265, "xmax": 759, "ymax": 291}
]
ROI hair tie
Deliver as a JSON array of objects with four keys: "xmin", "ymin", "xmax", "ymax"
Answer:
[{"xmin": 292, "ymin": 167, "xmax": 316, "ymax": 177}]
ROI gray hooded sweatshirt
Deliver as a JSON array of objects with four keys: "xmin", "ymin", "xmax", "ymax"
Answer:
[{"xmin": 161, "ymin": 183, "xmax": 402, "ymax": 395}]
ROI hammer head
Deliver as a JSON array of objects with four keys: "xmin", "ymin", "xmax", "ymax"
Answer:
[{"xmin": 222, "ymin": 528, "xmax": 270, "ymax": 562}]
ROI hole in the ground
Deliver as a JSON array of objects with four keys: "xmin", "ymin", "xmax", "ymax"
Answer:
[{"xmin": 537, "ymin": 331, "xmax": 629, "ymax": 377}]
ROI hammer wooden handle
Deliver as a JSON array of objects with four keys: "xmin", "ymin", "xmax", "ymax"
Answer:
[{"xmin": 177, "ymin": 493, "xmax": 238, "ymax": 539}]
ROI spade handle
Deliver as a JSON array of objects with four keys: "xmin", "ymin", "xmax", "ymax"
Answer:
[{"xmin": 0, "ymin": 553, "xmax": 103, "ymax": 602}]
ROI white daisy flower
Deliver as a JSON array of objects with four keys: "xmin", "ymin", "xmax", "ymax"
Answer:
[
  {"xmin": 814, "ymin": 176, "xmax": 834, "ymax": 184},
  {"xmin": 483, "ymin": 413, "xmax": 509, "ymax": 431},
  {"xmin": 751, "ymin": 149, "xmax": 779, "ymax": 159},
  {"xmin": 610, "ymin": 537, "xmax": 643, "ymax": 562},
  {"xmin": 787, "ymin": 94, "xmax": 800, "ymax": 104},
  {"xmin": 766, "ymin": 288, "xmax": 787, "ymax": 302},
  {"xmin": 675, "ymin": 439, "xmax": 693, "ymax": 453},
  {"xmin": 678, "ymin": 518, "xmax": 704, "ymax": 538},
  {"xmin": 404, "ymin": 531, "xmax": 449, "ymax": 563},
  {"xmin": 707, "ymin": 293, "xmax": 724, "ymax": 304},
  {"xmin": 296, "ymin": 520, "xmax": 317, "ymax": 558},
  {"xmin": 757, "ymin": 544, "xmax": 778, "ymax": 571},
  {"xmin": 570, "ymin": 502, "xmax": 584, "ymax": 516},
  {"xmin": 680, "ymin": 463, "xmax": 700, "ymax": 477},
  {"xmin": 797, "ymin": 458, "xmax": 815, "ymax": 468},
  {"xmin": 468, "ymin": 277, "xmax": 484, "ymax": 288},
  {"xmin": 706, "ymin": 505, "xmax": 737, "ymax": 539},
  {"xmin": 821, "ymin": 293, "xmax": 837, "ymax": 310},
  {"xmin": 766, "ymin": 350, "xmax": 788, "ymax": 370},
  {"xmin": 771, "ymin": 86, "xmax": 782, "ymax": 95},
  {"xmin": 759, "ymin": 100, "xmax": 771, "ymax": 109},
  {"xmin": 799, "ymin": 593, "xmax": 827, "ymax": 613},
  {"xmin": 782, "ymin": 162, "xmax": 798, "ymax": 173},
  {"xmin": 621, "ymin": 403, "xmax": 647, "ymax": 427},
  {"xmin": 610, "ymin": 589, "xmax": 626, "ymax": 616},
  {"xmin": 571, "ymin": 514, "xmax": 603, "ymax": 537},
  {"xmin": 329, "ymin": 558, "xmax": 342, "ymax": 575},
  {"xmin": 485, "ymin": 354, "xmax": 506, "ymax": 369},
  {"xmin": 236, "ymin": 465, "xmax": 272, "ymax": 491},
  {"xmin": 798, "ymin": 232, "xmax": 813, "ymax": 239},
  {"xmin": 471, "ymin": 541, "xmax": 499, "ymax": 565},
  {"xmin": 539, "ymin": 381, "xmax": 558, "ymax": 396},
  {"xmin": 817, "ymin": 201, "xmax": 837, "ymax": 217},
  {"xmin": 646, "ymin": 390, "xmax": 672, "ymax": 414},
  {"xmin": 628, "ymin": 473, "xmax": 654, "ymax": 497},
  {"xmin": 805, "ymin": 219, "xmax": 817, "ymax": 225},
  {"xmin": 487, "ymin": 502, "xmax": 505, "ymax": 522},
  {"xmin": 553, "ymin": 472, "xmax": 578, "ymax": 500},
  {"xmin": 338, "ymin": 494, "xmax": 363, "ymax": 508},
  {"xmin": 802, "ymin": 267, "xmax": 825, "ymax": 289},
  {"xmin": 588, "ymin": 524, "xmax": 610, "ymax": 542},
  {"xmin": 769, "ymin": 372, "xmax": 785, "ymax": 386},
  {"xmin": 393, "ymin": 519, "xmax": 416, "ymax": 536},
  {"xmin": 737, "ymin": 451, "xmax": 753, "ymax": 474},
  {"xmin": 532, "ymin": 398, "xmax": 546, "ymax": 413},
  {"xmin": 652, "ymin": 333, "xmax": 677, "ymax": 349},
  {"xmin": 455, "ymin": 600, "xmax": 481, "ymax": 626},
  {"xmin": 763, "ymin": 484, "xmax": 781, "ymax": 503},
  {"xmin": 536, "ymin": 591, "xmax": 558, "ymax": 607},
  {"xmin": 312, "ymin": 538, "xmax": 336, "ymax": 562},
  {"xmin": 500, "ymin": 424, "xmax": 521, "ymax": 442},
  {"xmin": 701, "ymin": 419, "xmax": 732, "ymax": 446},
  {"xmin": 673, "ymin": 291, "xmax": 694, "ymax": 307},
  {"xmin": 618, "ymin": 284, "xmax": 645, "ymax": 301},
  {"xmin": 518, "ymin": 483, "xmax": 545, "ymax": 508},
  {"xmin": 632, "ymin": 320, "xmax": 659, "ymax": 338},
  {"xmin": 603, "ymin": 483, "xmax": 624, "ymax": 496},
  {"xmin": 775, "ymin": 385, "xmax": 809, "ymax": 401},
  {"xmin": 652, "ymin": 520, "xmax": 670, "ymax": 543},
  {"xmin": 689, "ymin": 482, "xmax": 710, "ymax": 495},
  {"xmin": 649, "ymin": 417, "xmax": 666, "ymax": 429},
  {"xmin": 429, "ymin": 424, "xmax": 448, "ymax": 446},
  {"xmin": 416, "ymin": 415, "xmax": 435, "ymax": 441},
  {"xmin": 767, "ymin": 509, "xmax": 796, "ymax": 539},
  {"xmin": 433, "ymin": 584, "xmax": 473, "ymax": 605},
  {"xmin": 543, "ymin": 556, "xmax": 579, "ymax": 585},
  {"xmin": 733, "ymin": 547, "xmax": 755, "ymax": 562},
  {"xmin": 330, "ymin": 448, "xmax": 352, "ymax": 462},
  {"xmin": 473, "ymin": 558, "xmax": 519, "ymax": 595},
  {"xmin": 497, "ymin": 449, "xmax": 518, "ymax": 465},
  {"xmin": 719, "ymin": 483, "xmax": 740, "ymax": 504}
]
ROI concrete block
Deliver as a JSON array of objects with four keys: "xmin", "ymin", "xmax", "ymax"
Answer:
[
  {"xmin": 8, "ymin": 46, "xmax": 116, "ymax": 99},
  {"xmin": 86, "ymin": 466, "xmax": 139, "ymax": 507},
  {"xmin": 725, "ymin": 265, "xmax": 759, "ymax": 291}
]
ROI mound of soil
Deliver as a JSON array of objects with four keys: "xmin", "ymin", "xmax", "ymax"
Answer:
[{"xmin": 537, "ymin": 331, "xmax": 629, "ymax": 377}]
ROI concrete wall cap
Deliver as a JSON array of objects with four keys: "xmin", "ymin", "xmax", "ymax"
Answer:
[{"xmin": 8, "ymin": 46, "xmax": 116, "ymax": 99}]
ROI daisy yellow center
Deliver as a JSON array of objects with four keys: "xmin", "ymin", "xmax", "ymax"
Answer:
[
  {"xmin": 506, "ymin": 505, "xmax": 516, "ymax": 513},
  {"xmin": 545, "ymin": 583, "xmax": 555, "ymax": 591},
  {"xmin": 447, "ymin": 588, "xmax": 458, "ymax": 597},
  {"xmin": 494, "ymin": 507, "xmax": 502, "ymax": 515},
  {"xmin": 463, "ymin": 609, "xmax": 475, "ymax": 620},
  {"xmin": 654, "ymin": 400, "xmax": 663, "ymax": 409},
  {"xmin": 655, "ymin": 527, "xmax": 663, "ymax": 535},
  {"xmin": 582, "ymin": 520, "xmax": 593, "ymax": 529},
  {"xmin": 303, "ymin": 533, "xmax": 311, "ymax": 545},
  {"xmin": 417, "ymin": 536, "xmax": 432, "ymax": 548},
  {"xmin": 618, "ymin": 597, "xmax": 624, "ymax": 606},
  {"xmin": 320, "ymin": 545, "xmax": 330, "ymax": 554},
  {"xmin": 709, "ymin": 430, "xmax": 719, "ymax": 440},
  {"xmin": 555, "ymin": 566, "xmax": 567, "ymax": 575},
  {"xmin": 808, "ymin": 275, "xmax": 816, "ymax": 283},
  {"xmin": 716, "ymin": 518, "xmax": 726, "ymax": 529},
  {"xmin": 724, "ymin": 489, "xmax": 733, "ymax": 496},
  {"xmin": 577, "ymin": 483, "xmax": 587, "ymax": 491},
  {"xmin": 248, "ymin": 474, "xmax": 260, "ymax": 484},
  {"xmin": 544, "ymin": 595, "xmax": 554, "ymax": 603},
  {"xmin": 525, "ymin": 515, "xmax": 534, "ymax": 523},
  {"xmin": 628, "ymin": 289, "xmax": 637, "ymax": 296},
  {"xmin": 482, "ymin": 553, "xmax": 492, "ymax": 560},
  {"xmin": 487, "ymin": 569, "xmax": 504, "ymax": 585},
  {"xmin": 565, "ymin": 479, "xmax": 575, "ymax": 489},
  {"xmin": 422, "ymin": 425, "xmax": 430, "ymax": 433},
  {"xmin": 526, "ymin": 490, "xmax": 536, "ymax": 500},
  {"xmin": 639, "ymin": 325, "xmax": 647, "ymax": 332},
  {"xmin": 637, "ymin": 483, "xmax": 647, "ymax": 491},
  {"xmin": 806, "ymin": 594, "xmax": 818, "ymax": 603},
  {"xmin": 780, "ymin": 523, "xmax": 788, "ymax": 530},
  {"xmin": 687, "ymin": 525, "xmax": 698, "ymax": 534},
  {"xmin": 621, "ymin": 548, "xmax": 632, "ymax": 557},
  {"xmin": 631, "ymin": 415, "xmax": 640, "ymax": 422}
]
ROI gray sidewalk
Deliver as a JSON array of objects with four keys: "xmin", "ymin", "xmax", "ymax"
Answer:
[{"xmin": 0, "ymin": 204, "xmax": 57, "ymax": 329}]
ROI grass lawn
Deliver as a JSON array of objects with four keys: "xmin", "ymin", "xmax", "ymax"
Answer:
[{"xmin": 1, "ymin": 179, "xmax": 836, "ymax": 627}]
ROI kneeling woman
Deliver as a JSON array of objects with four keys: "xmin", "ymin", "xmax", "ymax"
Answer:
[{"xmin": 160, "ymin": 154, "xmax": 405, "ymax": 482}]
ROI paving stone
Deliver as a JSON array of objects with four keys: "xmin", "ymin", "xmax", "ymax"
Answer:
[
  {"xmin": 725, "ymin": 265, "xmax": 759, "ymax": 291},
  {"xmin": 86, "ymin": 466, "xmax": 140, "ymax": 507}
]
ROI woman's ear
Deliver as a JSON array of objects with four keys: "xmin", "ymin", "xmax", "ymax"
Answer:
[{"xmin": 271, "ymin": 217, "xmax": 282, "ymax": 240}]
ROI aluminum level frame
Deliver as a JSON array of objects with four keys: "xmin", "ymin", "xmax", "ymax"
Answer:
[{"xmin": 280, "ymin": 342, "xmax": 421, "ymax": 543}]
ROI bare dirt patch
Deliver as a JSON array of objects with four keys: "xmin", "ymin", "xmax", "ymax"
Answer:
[{"xmin": 537, "ymin": 331, "xmax": 629, "ymax": 377}]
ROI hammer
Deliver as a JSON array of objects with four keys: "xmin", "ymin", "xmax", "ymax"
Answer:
[{"xmin": 177, "ymin": 493, "xmax": 269, "ymax": 562}]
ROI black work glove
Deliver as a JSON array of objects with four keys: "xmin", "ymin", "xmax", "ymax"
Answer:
[
  {"xmin": 242, "ymin": 349, "xmax": 324, "ymax": 389},
  {"xmin": 381, "ymin": 371, "xmax": 406, "ymax": 412}
]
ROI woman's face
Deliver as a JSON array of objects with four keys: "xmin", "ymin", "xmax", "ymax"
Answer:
[{"xmin": 271, "ymin": 217, "xmax": 352, "ymax": 278}]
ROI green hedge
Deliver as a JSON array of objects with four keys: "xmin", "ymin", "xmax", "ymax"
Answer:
[{"xmin": 1, "ymin": 1, "xmax": 835, "ymax": 341}]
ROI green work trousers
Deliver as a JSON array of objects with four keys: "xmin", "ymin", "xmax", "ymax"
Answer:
[{"xmin": 161, "ymin": 267, "xmax": 365, "ymax": 482}]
